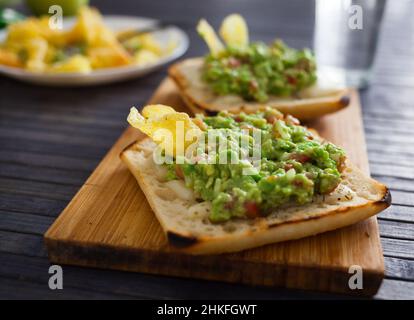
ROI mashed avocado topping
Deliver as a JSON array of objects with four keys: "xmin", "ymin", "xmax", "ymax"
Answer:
[
  {"xmin": 165, "ymin": 108, "xmax": 345, "ymax": 223},
  {"xmin": 202, "ymin": 40, "xmax": 317, "ymax": 102}
]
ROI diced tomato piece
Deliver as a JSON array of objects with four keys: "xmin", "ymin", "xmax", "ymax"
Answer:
[
  {"xmin": 290, "ymin": 153, "xmax": 311, "ymax": 163},
  {"xmin": 293, "ymin": 179, "xmax": 303, "ymax": 187},
  {"xmin": 234, "ymin": 115, "xmax": 242, "ymax": 122},
  {"xmin": 287, "ymin": 75, "xmax": 297, "ymax": 85},
  {"xmin": 265, "ymin": 115, "xmax": 277, "ymax": 124},
  {"xmin": 228, "ymin": 57, "xmax": 241, "ymax": 68},
  {"xmin": 244, "ymin": 201, "xmax": 260, "ymax": 218}
]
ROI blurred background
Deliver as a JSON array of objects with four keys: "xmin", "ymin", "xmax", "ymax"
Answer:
[{"xmin": 1, "ymin": 0, "xmax": 412, "ymax": 137}]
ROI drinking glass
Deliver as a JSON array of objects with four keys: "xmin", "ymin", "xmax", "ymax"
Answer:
[{"xmin": 314, "ymin": 0, "xmax": 386, "ymax": 88}]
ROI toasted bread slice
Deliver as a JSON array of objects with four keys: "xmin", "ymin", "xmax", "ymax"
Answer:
[
  {"xmin": 121, "ymin": 138, "xmax": 390, "ymax": 255},
  {"xmin": 169, "ymin": 58, "xmax": 350, "ymax": 120}
]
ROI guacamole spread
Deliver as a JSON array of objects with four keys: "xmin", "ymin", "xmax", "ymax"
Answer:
[
  {"xmin": 202, "ymin": 40, "xmax": 317, "ymax": 102},
  {"xmin": 165, "ymin": 108, "xmax": 345, "ymax": 223}
]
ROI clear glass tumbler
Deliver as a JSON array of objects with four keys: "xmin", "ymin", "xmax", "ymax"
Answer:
[{"xmin": 314, "ymin": 0, "xmax": 386, "ymax": 88}]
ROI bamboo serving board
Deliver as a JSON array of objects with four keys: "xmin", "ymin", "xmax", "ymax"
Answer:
[{"xmin": 45, "ymin": 78, "xmax": 384, "ymax": 296}]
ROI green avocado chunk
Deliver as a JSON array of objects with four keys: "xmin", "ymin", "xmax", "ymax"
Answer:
[
  {"xmin": 165, "ymin": 108, "xmax": 345, "ymax": 223},
  {"xmin": 202, "ymin": 40, "xmax": 317, "ymax": 102}
]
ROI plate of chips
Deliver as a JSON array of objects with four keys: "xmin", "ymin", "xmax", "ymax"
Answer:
[{"xmin": 0, "ymin": 7, "xmax": 189, "ymax": 86}]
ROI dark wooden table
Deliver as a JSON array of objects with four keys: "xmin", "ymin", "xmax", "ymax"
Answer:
[{"xmin": 0, "ymin": 0, "xmax": 413, "ymax": 299}]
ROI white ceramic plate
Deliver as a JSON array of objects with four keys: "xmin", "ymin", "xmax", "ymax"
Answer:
[{"xmin": 0, "ymin": 15, "xmax": 189, "ymax": 86}]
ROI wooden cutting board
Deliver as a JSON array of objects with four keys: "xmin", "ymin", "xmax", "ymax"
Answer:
[{"xmin": 44, "ymin": 78, "xmax": 384, "ymax": 296}]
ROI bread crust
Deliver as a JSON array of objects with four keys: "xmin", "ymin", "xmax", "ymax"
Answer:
[
  {"xmin": 121, "ymin": 138, "xmax": 390, "ymax": 255},
  {"xmin": 169, "ymin": 58, "xmax": 350, "ymax": 120}
]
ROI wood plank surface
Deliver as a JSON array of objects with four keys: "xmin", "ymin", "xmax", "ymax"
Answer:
[{"xmin": 45, "ymin": 79, "xmax": 385, "ymax": 296}]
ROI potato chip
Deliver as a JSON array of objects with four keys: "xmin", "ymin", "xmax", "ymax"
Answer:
[
  {"xmin": 48, "ymin": 55, "xmax": 91, "ymax": 73},
  {"xmin": 0, "ymin": 6, "xmax": 167, "ymax": 72},
  {"xmin": 141, "ymin": 104, "xmax": 176, "ymax": 118},
  {"xmin": 134, "ymin": 50, "xmax": 159, "ymax": 66},
  {"xmin": 196, "ymin": 19, "xmax": 224, "ymax": 56},
  {"xmin": 219, "ymin": 14, "xmax": 249, "ymax": 47},
  {"xmin": 127, "ymin": 105, "xmax": 202, "ymax": 157}
]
